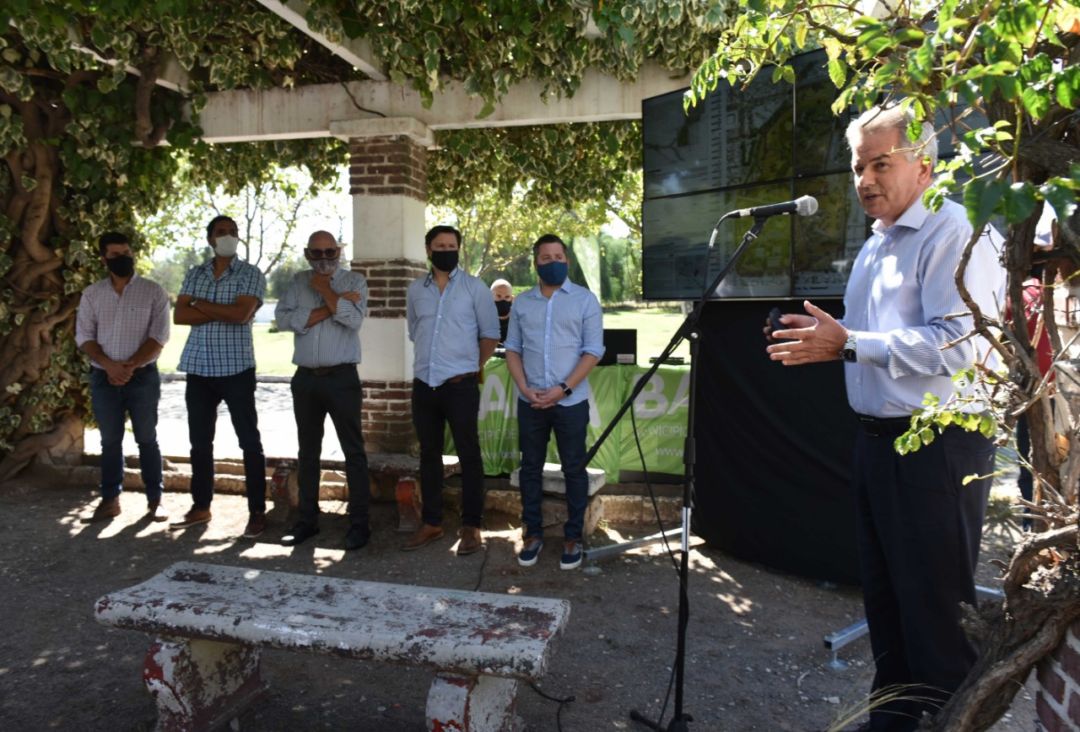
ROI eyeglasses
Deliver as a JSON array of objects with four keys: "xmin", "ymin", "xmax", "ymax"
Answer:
[{"xmin": 305, "ymin": 248, "xmax": 340, "ymax": 260}]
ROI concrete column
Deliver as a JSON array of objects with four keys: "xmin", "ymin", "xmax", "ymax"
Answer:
[{"xmin": 349, "ymin": 131, "xmax": 429, "ymax": 454}]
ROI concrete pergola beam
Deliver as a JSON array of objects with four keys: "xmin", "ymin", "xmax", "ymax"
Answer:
[
  {"xmin": 198, "ymin": 63, "xmax": 691, "ymax": 142},
  {"xmin": 255, "ymin": 0, "xmax": 387, "ymax": 81}
]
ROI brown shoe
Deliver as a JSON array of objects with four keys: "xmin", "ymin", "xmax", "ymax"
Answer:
[
  {"xmin": 401, "ymin": 523, "xmax": 444, "ymax": 551},
  {"xmin": 170, "ymin": 507, "xmax": 211, "ymax": 529},
  {"xmin": 242, "ymin": 512, "xmax": 266, "ymax": 539},
  {"xmin": 456, "ymin": 526, "xmax": 484, "ymax": 556},
  {"xmin": 87, "ymin": 497, "xmax": 120, "ymax": 523},
  {"xmin": 147, "ymin": 500, "xmax": 168, "ymax": 522}
]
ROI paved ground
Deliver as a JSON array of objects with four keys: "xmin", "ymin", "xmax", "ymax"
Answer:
[{"xmin": 0, "ymin": 467, "xmax": 1035, "ymax": 731}]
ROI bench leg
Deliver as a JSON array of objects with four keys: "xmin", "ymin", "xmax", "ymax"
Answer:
[
  {"xmin": 396, "ymin": 477, "xmax": 422, "ymax": 533},
  {"xmin": 426, "ymin": 673, "xmax": 520, "ymax": 732},
  {"xmin": 143, "ymin": 638, "xmax": 266, "ymax": 732}
]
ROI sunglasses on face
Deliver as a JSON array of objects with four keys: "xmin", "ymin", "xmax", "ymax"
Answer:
[{"xmin": 305, "ymin": 248, "xmax": 340, "ymax": 260}]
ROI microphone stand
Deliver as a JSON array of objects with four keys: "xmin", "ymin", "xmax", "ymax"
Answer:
[{"xmin": 582, "ymin": 213, "xmax": 768, "ymax": 732}]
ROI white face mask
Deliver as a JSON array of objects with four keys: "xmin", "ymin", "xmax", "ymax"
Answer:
[
  {"xmin": 214, "ymin": 235, "xmax": 240, "ymax": 257},
  {"xmin": 311, "ymin": 259, "xmax": 338, "ymax": 275}
]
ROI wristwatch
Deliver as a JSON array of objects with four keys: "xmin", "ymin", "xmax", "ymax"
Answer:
[
  {"xmin": 841, "ymin": 332, "xmax": 857, "ymax": 363},
  {"xmin": 559, "ymin": 381, "xmax": 573, "ymax": 396}
]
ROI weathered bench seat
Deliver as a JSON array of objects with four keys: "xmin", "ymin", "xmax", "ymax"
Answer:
[{"xmin": 95, "ymin": 561, "xmax": 570, "ymax": 732}]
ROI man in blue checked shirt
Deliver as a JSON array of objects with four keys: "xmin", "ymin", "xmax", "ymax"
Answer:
[
  {"xmin": 171, "ymin": 215, "xmax": 268, "ymax": 539},
  {"xmin": 505, "ymin": 234, "xmax": 604, "ymax": 571},
  {"xmin": 402, "ymin": 225, "xmax": 501, "ymax": 556},
  {"xmin": 275, "ymin": 231, "xmax": 372, "ymax": 552}
]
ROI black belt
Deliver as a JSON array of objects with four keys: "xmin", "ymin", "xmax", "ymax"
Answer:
[
  {"xmin": 414, "ymin": 372, "xmax": 477, "ymax": 389},
  {"xmin": 298, "ymin": 364, "xmax": 355, "ymax": 377},
  {"xmin": 855, "ymin": 414, "xmax": 913, "ymax": 438}
]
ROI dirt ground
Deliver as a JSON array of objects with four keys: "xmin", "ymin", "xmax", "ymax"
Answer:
[{"xmin": 0, "ymin": 471, "xmax": 1034, "ymax": 732}]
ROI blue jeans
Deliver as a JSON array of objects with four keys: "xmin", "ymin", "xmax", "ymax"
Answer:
[
  {"xmin": 517, "ymin": 399, "xmax": 590, "ymax": 541},
  {"xmin": 89, "ymin": 365, "xmax": 163, "ymax": 502},
  {"xmin": 186, "ymin": 368, "xmax": 266, "ymax": 514}
]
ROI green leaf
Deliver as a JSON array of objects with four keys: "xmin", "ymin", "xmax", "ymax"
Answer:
[
  {"xmin": 1055, "ymin": 65, "xmax": 1080, "ymax": 109},
  {"xmin": 827, "ymin": 58, "xmax": 846, "ymax": 89},
  {"xmin": 1021, "ymin": 87, "xmax": 1051, "ymax": 120},
  {"xmin": 963, "ymin": 177, "xmax": 1006, "ymax": 228},
  {"xmin": 1002, "ymin": 182, "xmax": 1037, "ymax": 224}
]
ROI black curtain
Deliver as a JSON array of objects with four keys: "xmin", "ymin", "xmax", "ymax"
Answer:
[{"xmin": 692, "ymin": 299, "xmax": 861, "ymax": 584}]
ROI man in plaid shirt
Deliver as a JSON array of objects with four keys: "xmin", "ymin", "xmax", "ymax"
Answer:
[
  {"xmin": 171, "ymin": 215, "xmax": 268, "ymax": 538},
  {"xmin": 76, "ymin": 231, "xmax": 171, "ymax": 522}
]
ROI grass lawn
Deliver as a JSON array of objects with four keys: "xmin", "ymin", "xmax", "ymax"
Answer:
[
  {"xmin": 159, "ymin": 324, "xmax": 297, "ymax": 376},
  {"xmin": 159, "ymin": 307, "xmax": 689, "ymax": 376}
]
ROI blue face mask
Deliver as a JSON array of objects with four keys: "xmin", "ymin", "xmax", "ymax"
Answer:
[{"xmin": 536, "ymin": 260, "xmax": 568, "ymax": 286}]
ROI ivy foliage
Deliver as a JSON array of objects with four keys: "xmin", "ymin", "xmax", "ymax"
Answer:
[{"xmin": 306, "ymin": 0, "xmax": 739, "ymax": 109}]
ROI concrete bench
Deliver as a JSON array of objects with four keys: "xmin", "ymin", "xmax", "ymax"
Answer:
[{"xmin": 94, "ymin": 561, "xmax": 570, "ymax": 732}]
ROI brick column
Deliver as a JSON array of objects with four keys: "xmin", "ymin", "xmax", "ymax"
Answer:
[
  {"xmin": 1036, "ymin": 619, "xmax": 1080, "ymax": 730},
  {"xmin": 349, "ymin": 132, "xmax": 430, "ymax": 454}
]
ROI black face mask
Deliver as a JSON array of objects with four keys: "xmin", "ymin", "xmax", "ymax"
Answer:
[
  {"xmin": 495, "ymin": 300, "xmax": 512, "ymax": 317},
  {"xmin": 105, "ymin": 255, "xmax": 135, "ymax": 278},
  {"xmin": 430, "ymin": 249, "xmax": 459, "ymax": 273}
]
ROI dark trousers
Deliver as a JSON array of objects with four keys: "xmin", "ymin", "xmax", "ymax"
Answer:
[
  {"xmin": 517, "ymin": 399, "xmax": 590, "ymax": 541},
  {"xmin": 186, "ymin": 368, "xmax": 266, "ymax": 514},
  {"xmin": 292, "ymin": 365, "xmax": 370, "ymax": 528},
  {"xmin": 412, "ymin": 376, "xmax": 484, "ymax": 528},
  {"xmin": 89, "ymin": 365, "xmax": 163, "ymax": 502},
  {"xmin": 854, "ymin": 425, "xmax": 993, "ymax": 731}
]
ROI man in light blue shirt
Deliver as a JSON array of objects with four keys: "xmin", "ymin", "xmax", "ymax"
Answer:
[
  {"xmin": 766, "ymin": 102, "xmax": 1005, "ymax": 731},
  {"xmin": 275, "ymin": 230, "xmax": 371, "ymax": 552},
  {"xmin": 403, "ymin": 225, "xmax": 500, "ymax": 556},
  {"xmin": 505, "ymin": 233, "xmax": 605, "ymax": 570}
]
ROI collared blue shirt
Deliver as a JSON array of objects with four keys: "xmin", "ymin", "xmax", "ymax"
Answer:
[
  {"xmin": 177, "ymin": 256, "xmax": 266, "ymax": 377},
  {"xmin": 504, "ymin": 279, "xmax": 605, "ymax": 407},
  {"xmin": 407, "ymin": 268, "xmax": 500, "ymax": 387},
  {"xmin": 275, "ymin": 267, "xmax": 368, "ymax": 368},
  {"xmin": 843, "ymin": 197, "xmax": 1005, "ymax": 417}
]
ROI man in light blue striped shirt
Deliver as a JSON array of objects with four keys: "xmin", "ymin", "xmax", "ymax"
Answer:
[
  {"xmin": 505, "ymin": 234, "xmax": 605, "ymax": 570},
  {"xmin": 275, "ymin": 230, "xmax": 372, "ymax": 552},
  {"xmin": 767, "ymin": 102, "xmax": 1005, "ymax": 731},
  {"xmin": 403, "ymin": 225, "xmax": 500, "ymax": 555}
]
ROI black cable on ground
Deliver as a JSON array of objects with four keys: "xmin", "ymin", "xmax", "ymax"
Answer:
[
  {"xmin": 529, "ymin": 681, "xmax": 575, "ymax": 732},
  {"xmin": 470, "ymin": 542, "xmax": 489, "ymax": 592}
]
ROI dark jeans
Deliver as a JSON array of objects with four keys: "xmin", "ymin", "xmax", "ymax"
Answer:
[
  {"xmin": 186, "ymin": 368, "xmax": 266, "ymax": 514},
  {"xmin": 412, "ymin": 376, "xmax": 484, "ymax": 528},
  {"xmin": 292, "ymin": 365, "xmax": 370, "ymax": 529},
  {"xmin": 89, "ymin": 365, "xmax": 163, "ymax": 502},
  {"xmin": 517, "ymin": 399, "xmax": 589, "ymax": 541},
  {"xmin": 854, "ymin": 425, "xmax": 993, "ymax": 732}
]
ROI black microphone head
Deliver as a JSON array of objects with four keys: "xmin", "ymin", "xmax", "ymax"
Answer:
[{"xmin": 796, "ymin": 196, "xmax": 819, "ymax": 216}]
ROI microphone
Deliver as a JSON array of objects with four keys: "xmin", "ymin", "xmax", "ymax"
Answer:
[
  {"xmin": 730, "ymin": 195, "xmax": 819, "ymax": 219},
  {"xmin": 707, "ymin": 195, "xmax": 818, "ymax": 248}
]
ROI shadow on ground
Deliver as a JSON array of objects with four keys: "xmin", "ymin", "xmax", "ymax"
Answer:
[{"xmin": 0, "ymin": 472, "xmax": 1034, "ymax": 731}]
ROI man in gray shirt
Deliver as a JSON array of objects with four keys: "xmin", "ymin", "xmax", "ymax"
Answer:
[{"xmin": 275, "ymin": 231, "xmax": 371, "ymax": 551}]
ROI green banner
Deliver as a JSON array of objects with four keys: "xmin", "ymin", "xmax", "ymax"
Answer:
[{"xmin": 453, "ymin": 359, "xmax": 689, "ymax": 481}]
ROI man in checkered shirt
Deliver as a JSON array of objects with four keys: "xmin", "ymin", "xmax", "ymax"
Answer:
[
  {"xmin": 76, "ymin": 231, "xmax": 171, "ymax": 523},
  {"xmin": 171, "ymin": 215, "xmax": 268, "ymax": 538}
]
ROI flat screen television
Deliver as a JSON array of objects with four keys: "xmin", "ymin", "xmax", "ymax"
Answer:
[{"xmin": 641, "ymin": 48, "xmax": 967, "ymax": 301}]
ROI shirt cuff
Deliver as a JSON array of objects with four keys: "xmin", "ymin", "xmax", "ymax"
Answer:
[{"xmin": 853, "ymin": 331, "xmax": 889, "ymax": 367}]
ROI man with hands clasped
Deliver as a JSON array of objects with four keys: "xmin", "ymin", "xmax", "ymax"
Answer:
[
  {"xmin": 275, "ymin": 231, "xmax": 372, "ymax": 551},
  {"xmin": 505, "ymin": 234, "xmax": 604, "ymax": 571},
  {"xmin": 766, "ymin": 103, "xmax": 1004, "ymax": 731}
]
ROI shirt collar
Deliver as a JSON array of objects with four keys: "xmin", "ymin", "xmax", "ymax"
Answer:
[
  {"xmin": 424, "ymin": 267, "xmax": 459, "ymax": 287},
  {"xmin": 872, "ymin": 196, "xmax": 930, "ymax": 235}
]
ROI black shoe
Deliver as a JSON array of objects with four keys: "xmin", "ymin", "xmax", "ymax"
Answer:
[
  {"xmin": 344, "ymin": 525, "xmax": 370, "ymax": 551},
  {"xmin": 281, "ymin": 522, "xmax": 319, "ymax": 547}
]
